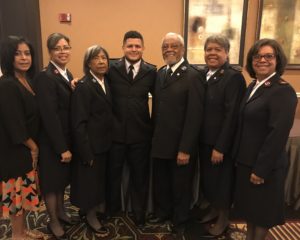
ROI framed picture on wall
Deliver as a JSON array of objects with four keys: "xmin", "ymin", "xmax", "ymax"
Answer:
[
  {"xmin": 184, "ymin": 0, "xmax": 248, "ymax": 66},
  {"xmin": 257, "ymin": 0, "xmax": 300, "ymax": 69}
]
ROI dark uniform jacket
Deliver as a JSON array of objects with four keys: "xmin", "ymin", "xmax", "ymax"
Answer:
[
  {"xmin": 151, "ymin": 60, "xmax": 204, "ymax": 159},
  {"xmin": 108, "ymin": 58, "xmax": 156, "ymax": 144},
  {"xmin": 71, "ymin": 73, "xmax": 113, "ymax": 164},
  {"xmin": 0, "ymin": 75, "xmax": 39, "ymax": 180},
  {"xmin": 233, "ymin": 73, "xmax": 298, "ymax": 179},
  {"xmin": 34, "ymin": 62, "xmax": 73, "ymax": 154},
  {"xmin": 200, "ymin": 62, "xmax": 246, "ymax": 154}
]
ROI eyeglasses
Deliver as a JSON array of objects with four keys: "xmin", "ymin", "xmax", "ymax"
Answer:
[
  {"xmin": 52, "ymin": 46, "xmax": 72, "ymax": 52},
  {"xmin": 252, "ymin": 53, "xmax": 275, "ymax": 61}
]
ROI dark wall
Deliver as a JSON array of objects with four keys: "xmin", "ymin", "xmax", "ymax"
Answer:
[{"xmin": 0, "ymin": 0, "xmax": 43, "ymax": 72}]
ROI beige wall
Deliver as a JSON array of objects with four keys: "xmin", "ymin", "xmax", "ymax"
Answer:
[{"xmin": 39, "ymin": 0, "xmax": 300, "ymax": 91}]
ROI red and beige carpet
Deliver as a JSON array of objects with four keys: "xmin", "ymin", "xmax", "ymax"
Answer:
[{"xmin": 0, "ymin": 192, "xmax": 299, "ymax": 240}]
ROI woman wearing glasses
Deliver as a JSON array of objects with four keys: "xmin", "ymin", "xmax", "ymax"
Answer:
[
  {"xmin": 34, "ymin": 33, "xmax": 77, "ymax": 240},
  {"xmin": 233, "ymin": 38, "xmax": 298, "ymax": 240}
]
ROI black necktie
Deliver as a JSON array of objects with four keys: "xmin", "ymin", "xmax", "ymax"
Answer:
[
  {"xmin": 164, "ymin": 68, "xmax": 172, "ymax": 84},
  {"xmin": 128, "ymin": 65, "xmax": 134, "ymax": 82}
]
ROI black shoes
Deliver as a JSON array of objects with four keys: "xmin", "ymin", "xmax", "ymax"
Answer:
[
  {"xmin": 133, "ymin": 215, "xmax": 145, "ymax": 228},
  {"xmin": 85, "ymin": 219, "xmax": 109, "ymax": 237},
  {"xmin": 47, "ymin": 223, "xmax": 68, "ymax": 240},
  {"xmin": 171, "ymin": 224, "xmax": 186, "ymax": 238}
]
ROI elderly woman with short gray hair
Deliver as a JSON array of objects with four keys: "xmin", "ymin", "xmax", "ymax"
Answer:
[{"xmin": 70, "ymin": 45, "xmax": 112, "ymax": 236}]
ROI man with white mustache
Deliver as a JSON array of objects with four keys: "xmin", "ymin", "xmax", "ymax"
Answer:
[{"xmin": 149, "ymin": 32, "xmax": 205, "ymax": 237}]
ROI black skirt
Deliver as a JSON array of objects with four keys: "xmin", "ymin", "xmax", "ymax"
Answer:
[
  {"xmin": 233, "ymin": 164, "xmax": 286, "ymax": 228},
  {"xmin": 70, "ymin": 152, "xmax": 107, "ymax": 211},
  {"xmin": 38, "ymin": 144, "xmax": 71, "ymax": 194},
  {"xmin": 199, "ymin": 144, "xmax": 234, "ymax": 209}
]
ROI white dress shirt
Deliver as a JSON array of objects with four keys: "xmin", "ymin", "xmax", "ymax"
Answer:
[
  {"xmin": 125, "ymin": 59, "xmax": 141, "ymax": 79},
  {"xmin": 90, "ymin": 70, "xmax": 106, "ymax": 94},
  {"xmin": 50, "ymin": 60, "xmax": 69, "ymax": 81},
  {"xmin": 248, "ymin": 72, "xmax": 276, "ymax": 100}
]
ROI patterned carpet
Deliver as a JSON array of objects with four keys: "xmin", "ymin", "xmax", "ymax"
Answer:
[{"xmin": 0, "ymin": 192, "xmax": 299, "ymax": 240}]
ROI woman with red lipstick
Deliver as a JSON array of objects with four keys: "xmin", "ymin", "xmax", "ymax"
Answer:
[
  {"xmin": 34, "ymin": 33, "xmax": 77, "ymax": 240},
  {"xmin": 198, "ymin": 35, "xmax": 246, "ymax": 236},
  {"xmin": 70, "ymin": 45, "xmax": 112, "ymax": 236},
  {"xmin": 0, "ymin": 36, "xmax": 43, "ymax": 239},
  {"xmin": 233, "ymin": 39, "xmax": 298, "ymax": 240}
]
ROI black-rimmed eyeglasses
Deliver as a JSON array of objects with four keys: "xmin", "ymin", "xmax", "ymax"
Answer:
[{"xmin": 252, "ymin": 53, "xmax": 275, "ymax": 61}]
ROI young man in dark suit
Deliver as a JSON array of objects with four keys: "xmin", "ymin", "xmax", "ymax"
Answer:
[
  {"xmin": 149, "ymin": 32, "xmax": 204, "ymax": 236},
  {"xmin": 107, "ymin": 30, "xmax": 156, "ymax": 227}
]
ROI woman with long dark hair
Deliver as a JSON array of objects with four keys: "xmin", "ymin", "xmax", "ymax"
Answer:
[{"xmin": 0, "ymin": 36, "xmax": 43, "ymax": 239}]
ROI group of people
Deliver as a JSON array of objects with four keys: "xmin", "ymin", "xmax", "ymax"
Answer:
[{"xmin": 0, "ymin": 29, "xmax": 297, "ymax": 240}]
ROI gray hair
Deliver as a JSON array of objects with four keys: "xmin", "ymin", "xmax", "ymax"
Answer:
[
  {"xmin": 204, "ymin": 34, "xmax": 230, "ymax": 53},
  {"xmin": 162, "ymin": 32, "xmax": 185, "ymax": 46},
  {"xmin": 83, "ymin": 45, "xmax": 109, "ymax": 75}
]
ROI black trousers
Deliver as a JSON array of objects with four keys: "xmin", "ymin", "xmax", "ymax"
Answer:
[
  {"xmin": 107, "ymin": 141, "xmax": 150, "ymax": 218},
  {"xmin": 152, "ymin": 155, "xmax": 196, "ymax": 226}
]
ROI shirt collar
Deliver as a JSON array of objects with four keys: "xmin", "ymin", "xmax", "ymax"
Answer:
[
  {"xmin": 90, "ymin": 70, "xmax": 104, "ymax": 82},
  {"xmin": 256, "ymin": 71, "xmax": 276, "ymax": 82},
  {"xmin": 125, "ymin": 59, "xmax": 141, "ymax": 72},
  {"xmin": 50, "ymin": 60, "xmax": 67, "ymax": 75},
  {"xmin": 167, "ymin": 57, "xmax": 185, "ymax": 73},
  {"xmin": 255, "ymin": 72, "xmax": 276, "ymax": 86}
]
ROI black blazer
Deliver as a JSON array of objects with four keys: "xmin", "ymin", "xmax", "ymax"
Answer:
[
  {"xmin": 71, "ymin": 74, "xmax": 113, "ymax": 164},
  {"xmin": 199, "ymin": 62, "xmax": 246, "ymax": 154},
  {"xmin": 108, "ymin": 58, "xmax": 156, "ymax": 144},
  {"xmin": 151, "ymin": 60, "xmax": 205, "ymax": 159},
  {"xmin": 233, "ymin": 73, "xmax": 298, "ymax": 179},
  {"xmin": 34, "ymin": 62, "xmax": 73, "ymax": 154},
  {"xmin": 0, "ymin": 75, "xmax": 39, "ymax": 180}
]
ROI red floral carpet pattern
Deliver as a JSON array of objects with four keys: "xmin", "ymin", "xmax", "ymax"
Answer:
[{"xmin": 0, "ymin": 190, "xmax": 299, "ymax": 240}]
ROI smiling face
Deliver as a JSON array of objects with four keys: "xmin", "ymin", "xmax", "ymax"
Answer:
[
  {"xmin": 13, "ymin": 43, "xmax": 32, "ymax": 75},
  {"xmin": 49, "ymin": 38, "xmax": 71, "ymax": 69},
  {"xmin": 88, "ymin": 50, "xmax": 109, "ymax": 79},
  {"xmin": 204, "ymin": 42, "xmax": 228, "ymax": 70},
  {"xmin": 122, "ymin": 38, "xmax": 144, "ymax": 64},
  {"xmin": 252, "ymin": 45, "xmax": 276, "ymax": 81},
  {"xmin": 162, "ymin": 35, "xmax": 185, "ymax": 66}
]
